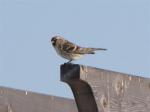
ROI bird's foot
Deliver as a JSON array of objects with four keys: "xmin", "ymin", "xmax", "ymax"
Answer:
[{"xmin": 64, "ymin": 60, "xmax": 73, "ymax": 65}]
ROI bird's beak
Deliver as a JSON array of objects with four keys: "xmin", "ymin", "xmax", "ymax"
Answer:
[
  {"xmin": 51, "ymin": 40, "xmax": 54, "ymax": 44},
  {"xmin": 51, "ymin": 40, "xmax": 56, "ymax": 46}
]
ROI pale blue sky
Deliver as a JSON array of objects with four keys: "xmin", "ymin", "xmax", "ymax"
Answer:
[{"xmin": 0, "ymin": 0, "xmax": 150, "ymax": 98}]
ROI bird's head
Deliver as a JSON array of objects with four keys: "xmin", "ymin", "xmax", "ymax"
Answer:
[{"xmin": 51, "ymin": 36, "xmax": 64, "ymax": 46}]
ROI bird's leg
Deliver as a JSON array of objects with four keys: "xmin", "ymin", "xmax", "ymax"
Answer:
[
  {"xmin": 67, "ymin": 59, "xmax": 72, "ymax": 63},
  {"xmin": 64, "ymin": 60, "xmax": 73, "ymax": 65}
]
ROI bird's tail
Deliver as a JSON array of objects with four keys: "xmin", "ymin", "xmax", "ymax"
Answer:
[
  {"xmin": 80, "ymin": 47, "xmax": 107, "ymax": 54},
  {"xmin": 88, "ymin": 48, "xmax": 107, "ymax": 54},
  {"xmin": 91, "ymin": 48, "xmax": 107, "ymax": 51}
]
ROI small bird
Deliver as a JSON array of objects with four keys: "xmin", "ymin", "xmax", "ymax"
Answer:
[{"xmin": 51, "ymin": 36, "xmax": 107, "ymax": 63}]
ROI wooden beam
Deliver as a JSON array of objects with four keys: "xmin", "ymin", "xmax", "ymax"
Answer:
[
  {"xmin": 0, "ymin": 86, "xmax": 77, "ymax": 112},
  {"xmin": 61, "ymin": 63, "xmax": 150, "ymax": 112}
]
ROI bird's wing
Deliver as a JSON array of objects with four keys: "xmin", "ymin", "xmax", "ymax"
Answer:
[
  {"xmin": 62, "ymin": 41, "xmax": 107, "ymax": 54},
  {"xmin": 62, "ymin": 41, "xmax": 94, "ymax": 54},
  {"xmin": 62, "ymin": 41, "xmax": 78, "ymax": 53}
]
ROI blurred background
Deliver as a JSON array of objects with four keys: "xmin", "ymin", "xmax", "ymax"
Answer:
[{"xmin": 0, "ymin": 0, "xmax": 150, "ymax": 98}]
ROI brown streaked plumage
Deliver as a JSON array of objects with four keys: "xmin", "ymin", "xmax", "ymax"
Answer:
[{"xmin": 51, "ymin": 36, "xmax": 107, "ymax": 63}]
